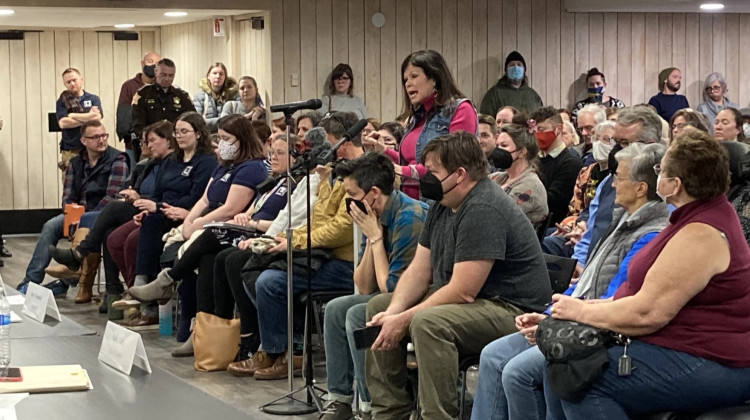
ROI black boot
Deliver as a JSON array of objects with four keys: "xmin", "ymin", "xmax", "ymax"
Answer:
[
  {"xmin": 234, "ymin": 334, "xmax": 260, "ymax": 362},
  {"xmin": 48, "ymin": 246, "xmax": 82, "ymax": 272}
]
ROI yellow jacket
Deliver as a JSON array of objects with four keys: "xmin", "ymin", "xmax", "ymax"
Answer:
[{"xmin": 288, "ymin": 174, "xmax": 353, "ymax": 262}]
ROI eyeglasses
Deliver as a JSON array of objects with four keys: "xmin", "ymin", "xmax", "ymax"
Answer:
[
  {"xmin": 612, "ymin": 172, "xmax": 631, "ymax": 182},
  {"xmin": 269, "ymin": 149, "xmax": 287, "ymax": 157},
  {"xmin": 83, "ymin": 133, "xmax": 109, "ymax": 141},
  {"xmin": 596, "ymin": 135, "xmax": 615, "ymax": 144},
  {"xmin": 335, "ymin": 76, "xmax": 351, "ymax": 81},
  {"xmin": 173, "ymin": 129, "xmax": 195, "ymax": 137},
  {"xmin": 705, "ymin": 86, "xmax": 722, "ymax": 92},
  {"xmin": 653, "ymin": 164, "xmax": 663, "ymax": 176}
]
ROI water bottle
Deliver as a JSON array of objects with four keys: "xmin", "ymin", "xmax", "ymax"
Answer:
[
  {"xmin": 0, "ymin": 287, "xmax": 11, "ymax": 372},
  {"xmin": 158, "ymin": 300, "xmax": 173, "ymax": 336}
]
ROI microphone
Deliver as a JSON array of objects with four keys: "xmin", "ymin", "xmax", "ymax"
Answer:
[
  {"xmin": 269, "ymin": 98, "xmax": 323, "ymax": 114},
  {"xmin": 317, "ymin": 119, "xmax": 369, "ymax": 165},
  {"xmin": 489, "ymin": 148, "xmax": 513, "ymax": 171}
]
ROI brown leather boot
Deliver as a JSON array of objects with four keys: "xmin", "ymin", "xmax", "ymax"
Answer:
[{"xmin": 74, "ymin": 252, "xmax": 100, "ymax": 304}]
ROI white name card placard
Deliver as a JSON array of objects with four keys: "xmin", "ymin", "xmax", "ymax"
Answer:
[
  {"xmin": 21, "ymin": 283, "xmax": 61, "ymax": 323},
  {"xmin": 98, "ymin": 321, "xmax": 152, "ymax": 375}
]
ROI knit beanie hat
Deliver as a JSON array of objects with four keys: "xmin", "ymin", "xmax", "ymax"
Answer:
[
  {"xmin": 505, "ymin": 51, "xmax": 526, "ymax": 69},
  {"xmin": 659, "ymin": 67, "xmax": 677, "ymax": 91}
]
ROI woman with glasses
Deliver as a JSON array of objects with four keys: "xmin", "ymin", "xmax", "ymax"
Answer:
[
  {"xmin": 318, "ymin": 63, "xmax": 368, "ymax": 119},
  {"xmin": 696, "ymin": 72, "xmax": 739, "ymax": 133},
  {"xmin": 668, "ymin": 109, "xmax": 709, "ymax": 143}
]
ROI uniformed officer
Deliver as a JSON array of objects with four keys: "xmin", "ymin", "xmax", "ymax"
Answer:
[{"xmin": 131, "ymin": 58, "xmax": 195, "ymax": 160}]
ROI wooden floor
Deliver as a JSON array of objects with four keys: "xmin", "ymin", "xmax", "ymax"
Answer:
[{"xmin": 0, "ymin": 235, "xmax": 325, "ymax": 420}]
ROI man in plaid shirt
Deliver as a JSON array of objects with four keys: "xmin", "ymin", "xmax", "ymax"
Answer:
[{"xmin": 18, "ymin": 120, "xmax": 129, "ymax": 295}]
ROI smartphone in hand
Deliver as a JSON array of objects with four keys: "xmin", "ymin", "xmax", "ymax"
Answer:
[{"xmin": 353, "ymin": 325, "xmax": 382, "ymax": 350}]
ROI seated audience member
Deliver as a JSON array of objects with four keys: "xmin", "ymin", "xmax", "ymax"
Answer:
[
  {"xmin": 496, "ymin": 105, "xmax": 521, "ymax": 129},
  {"xmin": 545, "ymin": 130, "xmax": 750, "ymax": 419},
  {"xmin": 561, "ymin": 120, "xmax": 579, "ymax": 150},
  {"xmin": 319, "ymin": 152, "xmax": 428, "ymax": 420},
  {"xmin": 130, "ymin": 134, "xmax": 289, "ymax": 355},
  {"xmin": 696, "ymin": 72, "xmax": 739, "ymax": 133},
  {"xmin": 361, "ymin": 121, "xmax": 407, "ymax": 154},
  {"xmin": 531, "ymin": 107, "xmax": 583, "ymax": 225},
  {"xmin": 318, "ymin": 63, "xmax": 368, "ymax": 119},
  {"xmin": 364, "ymin": 132, "xmax": 550, "ymax": 419},
  {"xmin": 571, "ymin": 68, "xmax": 625, "ymax": 125},
  {"xmin": 572, "ymin": 104, "xmax": 607, "ymax": 165},
  {"xmin": 49, "ymin": 121, "xmax": 175, "ymax": 305},
  {"xmin": 295, "ymin": 111, "xmax": 323, "ymax": 140},
  {"xmin": 605, "ymin": 107, "xmax": 619, "ymax": 121},
  {"xmin": 193, "ymin": 62, "xmax": 240, "ymax": 132},
  {"xmin": 723, "ymin": 142, "xmax": 750, "ymax": 243},
  {"xmin": 669, "ymin": 109, "xmax": 710, "ymax": 143},
  {"xmin": 17, "ymin": 121, "xmax": 129, "ymax": 295},
  {"xmin": 220, "ymin": 76, "xmax": 266, "ymax": 121},
  {"xmin": 362, "ymin": 118, "xmax": 381, "ymax": 138},
  {"xmin": 226, "ymin": 112, "xmax": 364, "ymax": 379},
  {"xmin": 472, "ymin": 142, "xmax": 669, "ymax": 420},
  {"xmin": 477, "ymin": 113, "xmax": 499, "ymax": 161},
  {"xmin": 714, "ymin": 108, "xmax": 747, "ymax": 143},
  {"xmin": 490, "ymin": 122, "xmax": 548, "ymax": 228},
  {"xmin": 557, "ymin": 108, "xmax": 572, "ymax": 123}
]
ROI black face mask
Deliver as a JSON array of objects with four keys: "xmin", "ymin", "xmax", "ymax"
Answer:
[
  {"xmin": 489, "ymin": 148, "xmax": 514, "ymax": 171},
  {"xmin": 420, "ymin": 171, "xmax": 457, "ymax": 202},
  {"xmin": 608, "ymin": 143, "xmax": 623, "ymax": 175},
  {"xmin": 143, "ymin": 64, "xmax": 156, "ymax": 78},
  {"xmin": 345, "ymin": 197, "xmax": 368, "ymax": 215}
]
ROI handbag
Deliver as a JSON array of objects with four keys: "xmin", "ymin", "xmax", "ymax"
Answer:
[
  {"xmin": 535, "ymin": 317, "xmax": 620, "ymax": 402},
  {"xmin": 192, "ymin": 311, "xmax": 241, "ymax": 372}
]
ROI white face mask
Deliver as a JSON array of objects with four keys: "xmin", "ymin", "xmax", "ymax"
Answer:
[
  {"xmin": 656, "ymin": 175, "xmax": 677, "ymax": 202},
  {"xmin": 743, "ymin": 123, "xmax": 750, "ymax": 139},
  {"xmin": 592, "ymin": 141, "xmax": 614, "ymax": 163},
  {"xmin": 218, "ymin": 139, "xmax": 239, "ymax": 161}
]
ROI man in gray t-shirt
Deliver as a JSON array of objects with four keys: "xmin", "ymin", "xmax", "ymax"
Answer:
[{"xmin": 365, "ymin": 132, "xmax": 551, "ymax": 420}]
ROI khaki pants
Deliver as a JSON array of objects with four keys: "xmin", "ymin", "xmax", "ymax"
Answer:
[
  {"xmin": 59, "ymin": 149, "xmax": 80, "ymax": 184},
  {"xmin": 365, "ymin": 293, "xmax": 523, "ymax": 420}
]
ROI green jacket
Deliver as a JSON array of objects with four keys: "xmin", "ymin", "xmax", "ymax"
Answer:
[{"xmin": 479, "ymin": 77, "xmax": 543, "ymax": 116}]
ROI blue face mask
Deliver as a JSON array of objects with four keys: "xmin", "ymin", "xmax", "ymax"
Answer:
[
  {"xmin": 587, "ymin": 86, "xmax": 604, "ymax": 103},
  {"xmin": 507, "ymin": 65, "xmax": 524, "ymax": 82}
]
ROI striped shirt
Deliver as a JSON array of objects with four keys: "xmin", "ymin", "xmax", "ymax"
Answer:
[{"xmin": 359, "ymin": 190, "xmax": 429, "ymax": 292}]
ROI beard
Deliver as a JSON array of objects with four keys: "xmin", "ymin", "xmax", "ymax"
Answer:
[{"xmin": 666, "ymin": 81, "xmax": 681, "ymax": 92}]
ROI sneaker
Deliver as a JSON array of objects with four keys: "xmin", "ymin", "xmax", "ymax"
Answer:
[
  {"xmin": 118, "ymin": 313, "xmax": 159, "ymax": 331},
  {"xmin": 16, "ymin": 281, "xmax": 29, "ymax": 294},
  {"xmin": 128, "ymin": 268, "xmax": 174, "ymax": 304},
  {"xmin": 44, "ymin": 280, "xmax": 69, "ymax": 298},
  {"xmin": 319, "ymin": 401, "xmax": 353, "ymax": 420},
  {"xmin": 111, "ymin": 291, "xmax": 142, "ymax": 309}
]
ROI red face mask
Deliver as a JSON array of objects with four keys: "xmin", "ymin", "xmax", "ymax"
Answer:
[{"xmin": 535, "ymin": 130, "xmax": 557, "ymax": 151}]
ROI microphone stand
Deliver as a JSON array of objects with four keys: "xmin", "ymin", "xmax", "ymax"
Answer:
[{"xmin": 261, "ymin": 111, "xmax": 326, "ymax": 415}]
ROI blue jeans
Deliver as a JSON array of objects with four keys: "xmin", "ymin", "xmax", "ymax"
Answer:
[
  {"xmin": 253, "ymin": 259, "xmax": 354, "ymax": 353},
  {"xmin": 541, "ymin": 235, "xmax": 574, "ymax": 258},
  {"xmin": 472, "ymin": 332, "xmax": 544, "ymax": 420},
  {"xmin": 545, "ymin": 340, "xmax": 750, "ymax": 420},
  {"xmin": 324, "ymin": 294, "xmax": 375, "ymax": 407},
  {"xmin": 23, "ymin": 211, "xmax": 100, "ymax": 285}
]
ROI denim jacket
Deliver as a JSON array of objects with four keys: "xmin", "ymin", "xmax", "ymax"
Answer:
[{"xmin": 405, "ymin": 98, "xmax": 477, "ymax": 166}]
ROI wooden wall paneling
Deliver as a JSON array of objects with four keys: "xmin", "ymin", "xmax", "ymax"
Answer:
[
  {"xmin": 486, "ymin": 0, "xmax": 503, "ymax": 92},
  {"xmin": 347, "ymin": 0, "xmax": 365, "ymax": 99},
  {"xmin": 426, "ymin": 0, "xmax": 442, "ymax": 51},
  {"xmin": 530, "ymin": 0, "xmax": 546, "ymax": 102},
  {"xmin": 573, "ymin": 13, "xmax": 589, "ymax": 103},
  {"xmin": 684, "ymin": 14, "xmax": 701, "ymax": 107},
  {"xmin": 97, "ymin": 33, "xmax": 115, "ymax": 150},
  {"xmin": 153, "ymin": 28, "xmax": 161, "ymax": 56},
  {"xmin": 83, "ymin": 32, "xmax": 100, "ymax": 100},
  {"xmin": 442, "ymin": 0, "xmax": 458, "ymax": 81},
  {"xmin": 724, "ymin": 14, "xmax": 739, "ymax": 108},
  {"xmin": 455, "ymin": 0, "xmax": 473, "ymax": 100},
  {"xmin": 331, "ymin": 0, "xmax": 349, "ymax": 68},
  {"xmin": 283, "ymin": 0, "xmax": 301, "ymax": 102},
  {"xmin": 616, "ymin": 13, "xmax": 632, "ymax": 111},
  {"xmin": 739, "ymin": 14, "xmax": 750, "ymax": 106},
  {"xmin": 658, "ymin": 14, "xmax": 673, "ymax": 72},
  {"xmin": 269, "ymin": 2, "xmax": 284, "ymax": 105},
  {"xmin": 261, "ymin": 12, "xmax": 273, "ymax": 106},
  {"xmin": 712, "ymin": 14, "xmax": 726, "ymax": 77},
  {"xmin": 25, "ymin": 33, "xmax": 44, "ymax": 209},
  {"xmin": 0, "ymin": 41, "xmax": 12, "ymax": 210},
  {"xmin": 394, "ymin": 0, "xmax": 411, "ymax": 113},
  {"xmin": 559, "ymin": 1, "xmax": 575, "ymax": 108},
  {"xmin": 602, "ymin": 13, "xmax": 618, "ymax": 101},
  {"xmin": 68, "ymin": 31, "xmax": 84, "ymax": 72},
  {"xmin": 698, "ymin": 14, "xmax": 713, "ymax": 96},
  {"xmin": 630, "ymin": 13, "xmax": 645, "ymax": 106},
  {"xmin": 54, "ymin": 30, "xmax": 70, "ymax": 95},
  {"xmin": 516, "ymin": 0, "xmax": 532, "ymax": 67},
  {"xmin": 363, "ymin": 0, "xmax": 381, "ymax": 119},
  {"xmin": 141, "ymin": 31, "xmax": 155, "ymax": 56},
  {"xmin": 545, "ymin": 0, "xmax": 560, "ymax": 108},
  {"xmin": 472, "ymin": 0, "xmax": 488, "ymax": 106},
  {"xmin": 588, "ymin": 13, "xmax": 603, "ymax": 69},
  {"xmin": 112, "ymin": 36, "xmax": 128, "ymax": 137},
  {"xmin": 643, "ymin": 14, "xmax": 659, "ymax": 104},
  {"xmin": 671, "ymin": 14, "xmax": 686, "ymax": 79},
  {"xmin": 40, "ymin": 31, "xmax": 60, "ymax": 207},
  {"xmin": 501, "ymin": 0, "xmax": 517, "ymax": 59},
  {"xmin": 380, "ymin": 0, "xmax": 397, "ymax": 120},
  {"xmin": 10, "ymin": 40, "xmax": 28, "ymax": 209},
  {"xmin": 299, "ymin": 0, "xmax": 318, "ymax": 101},
  {"xmin": 127, "ymin": 39, "xmax": 142, "ymax": 78},
  {"xmin": 316, "ymin": 0, "xmax": 333, "ymax": 98},
  {"xmin": 410, "ymin": 0, "xmax": 427, "ymax": 51}
]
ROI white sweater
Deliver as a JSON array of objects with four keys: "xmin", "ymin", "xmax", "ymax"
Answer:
[{"xmin": 266, "ymin": 174, "xmax": 321, "ymax": 237}]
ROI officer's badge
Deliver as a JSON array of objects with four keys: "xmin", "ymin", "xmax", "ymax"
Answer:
[{"xmin": 174, "ymin": 97, "xmax": 180, "ymax": 104}]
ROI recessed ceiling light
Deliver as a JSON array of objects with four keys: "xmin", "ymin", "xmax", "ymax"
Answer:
[
  {"xmin": 164, "ymin": 11, "xmax": 188, "ymax": 17},
  {"xmin": 114, "ymin": 24, "xmax": 135, "ymax": 29},
  {"xmin": 700, "ymin": 3, "xmax": 724, "ymax": 10},
  {"xmin": 0, "ymin": 9, "xmax": 15, "ymax": 16}
]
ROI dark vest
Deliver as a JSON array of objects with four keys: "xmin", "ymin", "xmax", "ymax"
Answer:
[{"xmin": 69, "ymin": 146, "xmax": 128, "ymax": 211}]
